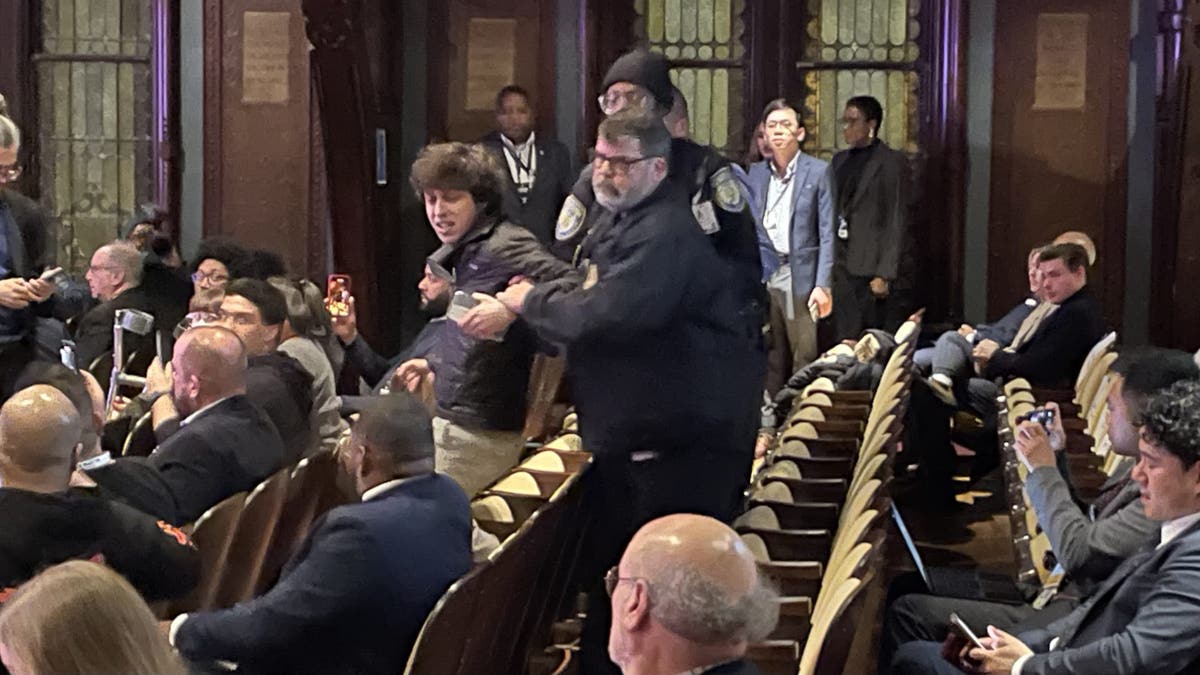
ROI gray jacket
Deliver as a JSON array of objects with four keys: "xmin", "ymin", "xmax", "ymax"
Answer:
[
  {"xmin": 1024, "ymin": 460, "xmax": 1157, "ymax": 593},
  {"xmin": 1018, "ymin": 520, "xmax": 1200, "ymax": 674}
]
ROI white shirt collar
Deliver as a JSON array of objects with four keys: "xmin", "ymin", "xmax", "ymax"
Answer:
[
  {"xmin": 769, "ymin": 151, "xmax": 800, "ymax": 180},
  {"xmin": 501, "ymin": 131, "xmax": 535, "ymax": 152},
  {"xmin": 1159, "ymin": 511, "xmax": 1200, "ymax": 548},
  {"xmin": 180, "ymin": 396, "xmax": 233, "ymax": 426},
  {"xmin": 361, "ymin": 474, "xmax": 426, "ymax": 502}
]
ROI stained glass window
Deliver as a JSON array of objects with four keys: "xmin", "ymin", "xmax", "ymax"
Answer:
[
  {"xmin": 634, "ymin": 0, "xmax": 748, "ymax": 157},
  {"xmin": 35, "ymin": 0, "xmax": 156, "ymax": 273},
  {"xmin": 799, "ymin": 0, "xmax": 922, "ymax": 160}
]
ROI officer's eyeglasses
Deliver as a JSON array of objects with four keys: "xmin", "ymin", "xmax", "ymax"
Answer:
[
  {"xmin": 191, "ymin": 270, "xmax": 230, "ymax": 285},
  {"xmin": 590, "ymin": 150, "xmax": 659, "ymax": 176},
  {"xmin": 597, "ymin": 89, "xmax": 650, "ymax": 116},
  {"xmin": 603, "ymin": 566, "xmax": 647, "ymax": 597},
  {"xmin": 0, "ymin": 163, "xmax": 22, "ymax": 184}
]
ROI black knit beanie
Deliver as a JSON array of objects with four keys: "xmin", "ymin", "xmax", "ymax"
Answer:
[{"xmin": 601, "ymin": 48, "xmax": 673, "ymax": 110}]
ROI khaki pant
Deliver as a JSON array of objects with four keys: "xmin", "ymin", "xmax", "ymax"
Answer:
[
  {"xmin": 432, "ymin": 417, "xmax": 526, "ymax": 497},
  {"xmin": 764, "ymin": 279, "xmax": 818, "ymax": 397}
]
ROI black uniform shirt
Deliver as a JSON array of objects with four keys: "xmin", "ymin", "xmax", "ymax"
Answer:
[{"xmin": 0, "ymin": 487, "xmax": 199, "ymax": 602}]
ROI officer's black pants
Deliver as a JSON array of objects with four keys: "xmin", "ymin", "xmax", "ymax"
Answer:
[
  {"xmin": 578, "ymin": 446, "xmax": 753, "ymax": 675},
  {"xmin": 832, "ymin": 265, "xmax": 913, "ymax": 341}
]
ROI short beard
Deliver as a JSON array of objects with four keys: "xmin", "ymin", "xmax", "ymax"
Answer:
[{"xmin": 594, "ymin": 178, "xmax": 658, "ymax": 213}]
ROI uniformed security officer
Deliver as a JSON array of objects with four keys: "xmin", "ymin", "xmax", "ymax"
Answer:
[
  {"xmin": 496, "ymin": 111, "xmax": 762, "ymax": 675},
  {"xmin": 553, "ymin": 48, "xmax": 767, "ymax": 358}
]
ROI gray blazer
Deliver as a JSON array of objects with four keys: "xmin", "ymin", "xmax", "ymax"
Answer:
[
  {"xmin": 1024, "ymin": 461, "xmax": 1157, "ymax": 592},
  {"xmin": 1018, "ymin": 520, "xmax": 1200, "ymax": 674},
  {"xmin": 829, "ymin": 140, "xmax": 906, "ymax": 280},
  {"xmin": 744, "ymin": 155, "xmax": 836, "ymax": 299}
]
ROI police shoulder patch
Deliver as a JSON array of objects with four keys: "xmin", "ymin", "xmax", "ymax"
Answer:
[
  {"xmin": 556, "ymin": 194, "xmax": 587, "ymax": 241},
  {"xmin": 711, "ymin": 166, "xmax": 745, "ymax": 213}
]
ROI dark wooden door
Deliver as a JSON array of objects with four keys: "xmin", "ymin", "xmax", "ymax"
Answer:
[
  {"xmin": 988, "ymin": 1, "xmax": 1129, "ymax": 330},
  {"xmin": 428, "ymin": 0, "xmax": 557, "ymax": 143}
]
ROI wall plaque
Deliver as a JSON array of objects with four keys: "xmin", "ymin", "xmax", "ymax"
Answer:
[
  {"xmin": 242, "ymin": 11, "xmax": 292, "ymax": 104},
  {"xmin": 1033, "ymin": 13, "xmax": 1088, "ymax": 111},
  {"xmin": 465, "ymin": 18, "xmax": 516, "ymax": 111}
]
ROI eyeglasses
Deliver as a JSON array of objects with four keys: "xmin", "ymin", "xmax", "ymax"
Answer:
[
  {"xmin": 590, "ymin": 150, "xmax": 659, "ymax": 176},
  {"xmin": 191, "ymin": 270, "xmax": 230, "ymax": 285},
  {"xmin": 604, "ymin": 566, "xmax": 646, "ymax": 597},
  {"xmin": 0, "ymin": 163, "xmax": 22, "ymax": 183},
  {"xmin": 597, "ymin": 89, "xmax": 650, "ymax": 116}
]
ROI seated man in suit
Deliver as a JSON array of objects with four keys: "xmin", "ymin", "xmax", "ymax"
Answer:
[
  {"xmin": 881, "ymin": 348, "xmax": 1198, "ymax": 671},
  {"xmin": 14, "ymin": 362, "xmax": 106, "ymax": 464},
  {"xmin": 908, "ymin": 243, "xmax": 1106, "ymax": 504},
  {"xmin": 743, "ymin": 98, "xmax": 835, "ymax": 397},
  {"xmin": 607, "ymin": 513, "xmax": 778, "ymax": 675},
  {"xmin": 334, "ymin": 263, "xmax": 451, "ymax": 403},
  {"xmin": 133, "ymin": 279, "xmax": 314, "ymax": 462},
  {"xmin": 169, "ymin": 393, "xmax": 472, "ymax": 675},
  {"xmin": 0, "ymin": 385, "xmax": 198, "ymax": 602},
  {"xmin": 480, "ymin": 85, "xmax": 574, "ymax": 245},
  {"xmin": 917, "ymin": 246, "xmax": 1044, "ymax": 399},
  {"xmin": 72, "ymin": 241, "xmax": 159, "ymax": 369},
  {"xmin": 893, "ymin": 378, "xmax": 1200, "ymax": 674},
  {"xmin": 82, "ymin": 325, "xmax": 285, "ymax": 524}
]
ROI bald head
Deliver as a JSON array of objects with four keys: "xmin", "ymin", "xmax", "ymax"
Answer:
[
  {"xmin": 1053, "ymin": 231, "xmax": 1096, "ymax": 266},
  {"xmin": 171, "ymin": 325, "xmax": 247, "ymax": 416},
  {"xmin": 609, "ymin": 515, "xmax": 778, "ymax": 673},
  {"xmin": 0, "ymin": 386, "xmax": 82, "ymax": 489}
]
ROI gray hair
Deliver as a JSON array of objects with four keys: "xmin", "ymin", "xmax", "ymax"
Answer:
[
  {"xmin": 101, "ymin": 241, "xmax": 144, "ymax": 286},
  {"xmin": 647, "ymin": 568, "xmax": 780, "ymax": 644},
  {"xmin": 0, "ymin": 94, "xmax": 19, "ymax": 150},
  {"xmin": 598, "ymin": 110, "xmax": 671, "ymax": 162}
]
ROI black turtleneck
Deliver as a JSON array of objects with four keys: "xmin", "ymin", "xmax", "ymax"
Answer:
[{"xmin": 835, "ymin": 138, "xmax": 881, "ymax": 211}]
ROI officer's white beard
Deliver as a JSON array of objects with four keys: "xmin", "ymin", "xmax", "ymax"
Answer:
[{"xmin": 594, "ymin": 176, "xmax": 660, "ymax": 213}]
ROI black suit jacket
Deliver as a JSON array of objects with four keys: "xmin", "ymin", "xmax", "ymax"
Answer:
[
  {"xmin": 0, "ymin": 189, "xmax": 54, "ymax": 279},
  {"xmin": 87, "ymin": 395, "xmax": 285, "ymax": 524},
  {"xmin": 175, "ymin": 473, "xmax": 472, "ymax": 675},
  {"xmin": 830, "ymin": 140, "xmax": 908, "ymax": 281},
  {"xmin": 71, "ymin": 286, "xmax": 160, "ymax": 369},
  {"xmin": 984, "ymin": 286, "xmax": 1105, "ymax": 386},
  {"xmin": 0, "ymin": 487, "xmax": 199, "ymax": 601},
  {"xmin": 1018, "ymin": 520, "xmax": 1200, "ymax": 674},
  {"xmin": 480, "ymin": 131, "xmax": 574, "ymax": 245}
]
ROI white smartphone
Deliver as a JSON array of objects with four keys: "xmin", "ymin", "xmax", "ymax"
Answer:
[
  {"xmin": 949, "ymin": 612, "xmax": 986, "ymax": 650},
  {"xmin": 446, "ymin": 290, "xmax": 480, "ymax": 322}
]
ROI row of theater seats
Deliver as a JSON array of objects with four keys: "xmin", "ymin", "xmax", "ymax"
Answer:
[
  {"xmin": 162, "ymin": 448, "xmax": 350, "ymax": 617},
  {"xmin": 997, "ymin": 331, "xmax": 1119, "ymax": 589},
  {"xmin": 737, "ymin": 315, "xmax": 922, "ymax": 675},
  {"xmin": 403, "ymin": 425, "xmax": 594, "ymax": 675}
]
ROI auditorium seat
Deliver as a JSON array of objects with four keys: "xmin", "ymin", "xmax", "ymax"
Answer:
[
  {"xmin": 165, "ymin": 491, "xmax": 247, "ymax": 616},
  {"xmin": 120, "ymin": 410, "xmax": 156, "ymax": 457},
  {"xmin": 213, "ymin": 468, "xmax": 289, "ymax": 608}
]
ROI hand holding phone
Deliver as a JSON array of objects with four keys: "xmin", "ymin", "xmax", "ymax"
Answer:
[
  {"xmin": 949, "ymin": 612, "xmax": 986, "ymax": 650},
  {"xmin": 325, "ymin": 274, "xmax": 352, "ymax": 318},
  {"xmin": 445, "ymin": 290, "xmax": 481, "ymax": 322}
]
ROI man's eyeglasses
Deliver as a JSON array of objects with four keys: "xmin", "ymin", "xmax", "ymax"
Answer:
[
  {"xmin": 604, "ymin": 566, "xmax": 646, "ymax": 597},
  {"xmin": 0, "ymin": 164, "xmax": 22, "ymax": 184},
  {"xmin": 597, "ymin": 89, "xmax": 650, "ymax": 116},
  {"xmin": 214, "ymin": 309, "xmax": 259, "ymax": 327},
  {"xmin": 191, "ymin": 270, "xmax": 230, "ymax": 285},
  {"xmin": 590, "ymin": 150, "xmax": 659, "ymax": 176}
]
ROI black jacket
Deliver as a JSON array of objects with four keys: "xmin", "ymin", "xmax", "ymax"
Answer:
[
  {"xmin": 426, "ymin": 219, "xmax": 573, "ymax": 431},
  {"xmin": 831, "ymin": 139, "xmax": 908, "ymax": 281},
  {"xmin": 0, "ymin": 189, "xmax": 56, "ymax": 340},
  {"xmin": 71, "ymin": 285, "xmax": 161, "ymax": 370},
  {"xmin": 0, "ymin": 487, "xmax": 199, "ymax": 602},
  {"xmin": 523, "ymin": 181, "xmax": 759, "ymax": 455},
  {"xmin": 247, "ymin": 352, "xmax": 315, "ymax": 461},
  {"xmin": 480, "ymin": 131, "xmax": 575, "ymax": 245},
  {"xmin": 87, "ymin": 395, "xmax": 286, "ymax": 524},
  {"xmin": 175, "ymin": 474, "xmax": 471, "ymax": 675},
  {"xmin": 984, "ymin": 286, "xmax": 1105, "ymax": 386},
  {"xmin": 554, "ymin": 138, "xmax": 767, "ymax": 343},
  {"xmin": 343, "ymin": 318, "xmax": 445, "ymax": 392}
]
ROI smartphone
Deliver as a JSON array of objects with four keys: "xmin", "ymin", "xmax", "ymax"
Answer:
[
  {"xmin": 1019, "ymin": 407, "xmax": 1056, "ymax": 430},
  {"xmin": 156, "ymin": 330, "xmax": 174, "ymax": 364},
  {"xmin": 60, "ymin": 339, "xmax": 77, "ymax": 371},
  {"xmin": 949, "ymin": 612, "xmax": 986, "ymax": 650},
  {"xmin": 325, "ymin": 274, "xmax": 352, "ymax": 318},
  {"xmin": 445, "ymin": 290, "xmax": 480, "ymax": 322},
  {"xmin": 38, "ymin": 266, "xmax": 70, "ymax": 294}
]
